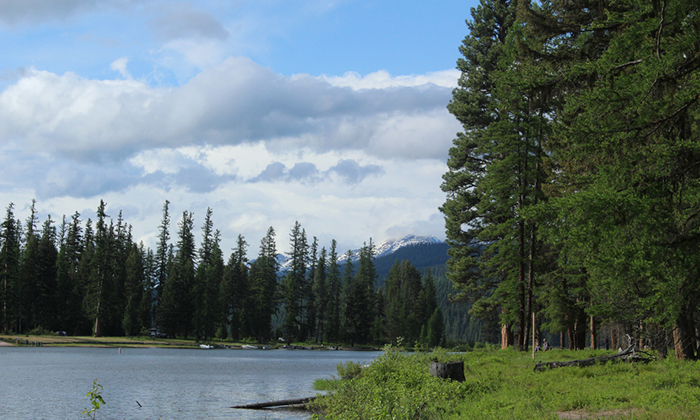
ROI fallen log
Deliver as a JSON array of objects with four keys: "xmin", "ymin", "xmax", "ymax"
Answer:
[
  {"xmin": 534, "ymin": 346, "xmax": 655, "ymax": 372},
  {"xmin": 231, "ymin": 396, "xmax": 317, "ymax": 409}
]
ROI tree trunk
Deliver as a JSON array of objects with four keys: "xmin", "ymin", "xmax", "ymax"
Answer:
[
  {"xmin": 430, "ymin": 361, "xmax": 465, "ymax": 382},
  {"xmin": 502, "ymin": 320, "xmax": 513, "ymax": 349},
  {"xmin": 560, "ymin": 331, "xmax": 565, "ymax": 350},
  {"xmin": 590, "ymin": 315, "xmax": 596, "ymax": 350}
]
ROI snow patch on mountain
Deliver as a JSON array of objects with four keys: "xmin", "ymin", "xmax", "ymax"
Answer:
[
  {"xmin": 338, "ymin": 234, "xmax": 444, "ymax": 262},
  {"xmin": 272, "ymin": 235, "xmax": 444, "ymax": 272}
]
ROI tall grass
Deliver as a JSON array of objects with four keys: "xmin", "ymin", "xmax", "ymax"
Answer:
[{"xmin": 312, "ymin": 346, "xmax": 700, "ymax": 419}]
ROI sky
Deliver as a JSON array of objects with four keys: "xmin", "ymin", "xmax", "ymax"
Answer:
[{"xmin": 0, "ymin": 0, "xmax": 476, "ymax": 257}]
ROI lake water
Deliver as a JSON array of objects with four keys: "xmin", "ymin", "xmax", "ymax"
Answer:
[{"xmin": 0, "ymin": 346, "xmax": 382, "ymax": 419}]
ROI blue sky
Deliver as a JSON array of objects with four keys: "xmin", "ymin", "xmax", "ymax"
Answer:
[{"xmin": 0, "ymin": 0, "xmax": 477, "ymax": 256}]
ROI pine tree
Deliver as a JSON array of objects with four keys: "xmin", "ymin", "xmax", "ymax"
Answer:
[
  {"xmin": 122, "ymin": 243, "xmax": 145, "ymax": 336},
  {"xmin": 35, "ymin": 216, "xmax": 58, "ymax": 331},
  {"xmin": 224, "ymin": 234, "xmax": 249, "ymax": 340},
  {"xmin": 248, "ymin": 227, "xmax": 279, "ymax": 342},
  {"xmin": 441, "ymin": 0, "xmax": 551, "ymax": 350},
  {"xmin": 154, "ymin": 200, "xmax": 171, "ymax": 332},
  {"xmin": 193, "ymin": 208, "xmax": 224, "ymax": 341},
  {"xmin": 325, "ymin": 240, "xmax": 342, "ymax": 343},
  {"xmin": 282, "ymin": 221, "xmax": 309, "ymax": 342},
  {"xmin": 522, "ymin": 0, "xmax": 700, "ymax": 358},
  {"xmin": 159, "ymin": 211, "xmax": 196, "ymax": 338},
  {"xmin": 312, "ymin": 247, "xmax": 327, "ymax": 343},
  {"xmin": 83, "ymin": 201, "xmax": 116, "ymax": 337},
  {"xmin": 0, "ymin": 204, "xmax": 21, "ymax": 333}
]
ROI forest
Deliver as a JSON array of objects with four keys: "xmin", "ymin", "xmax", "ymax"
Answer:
[
  {"xmin": 0, "ymin": 199, "xmax": 444, "ymax": 347},
  {"xmin": 441, "ymin": 0, "xmax": 700, "ymax": 359}
]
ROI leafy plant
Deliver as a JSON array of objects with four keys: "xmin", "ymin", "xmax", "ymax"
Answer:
[{"xmin": 82, "ymin": 380, "xmax": 106, "ymax": 419}]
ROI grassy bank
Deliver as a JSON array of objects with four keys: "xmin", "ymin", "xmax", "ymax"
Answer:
[{"xmin": 312, "ymin": 346, "xmax": 700, "ymax": 419}]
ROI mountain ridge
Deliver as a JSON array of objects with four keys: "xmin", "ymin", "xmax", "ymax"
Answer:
[{"xmin": 272, "ymin": 234, "xmax": 446, "ymax": 272}]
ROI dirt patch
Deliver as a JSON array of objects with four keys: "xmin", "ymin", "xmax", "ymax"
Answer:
[
  {"xmin": 0, "ymin": 340, "xmax": 14, "ymax": 346},
  {"xmin": 557, "ymin": 409, "xmax": 636, "ymax": 419}
]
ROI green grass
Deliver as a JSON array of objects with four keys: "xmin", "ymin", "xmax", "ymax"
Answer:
[{"xmin": 312, "ymin": 346, "xmax": 700, "ymax": 419}]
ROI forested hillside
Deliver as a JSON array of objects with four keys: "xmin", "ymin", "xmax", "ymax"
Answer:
[
  {"xmin": 373, "ymin": 243, "xmax": 484, "ymax": 343},
  {"xmin": 442, "ymin": 0, "xmax": 700, "ymax": 359}
]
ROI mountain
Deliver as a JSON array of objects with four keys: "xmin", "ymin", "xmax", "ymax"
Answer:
[
  {"xmin": 339, "ymin": 235, "xmax": 445, "ymax": 262},
  {"xmin": 275, "ymin": 234, "xmax": 446, "ymax": 273}
]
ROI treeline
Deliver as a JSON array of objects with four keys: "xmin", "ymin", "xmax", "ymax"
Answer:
[
  {"xmin": 442, "ymin": 0, "xmax": 700, "ymax": 359},
  {"xmin": 0, "ymin": 199, "xmax": 443, "ymax": 346}
]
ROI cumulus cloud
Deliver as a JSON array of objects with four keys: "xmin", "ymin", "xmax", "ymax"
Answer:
[
  {"xmin": 250, "ymin": 159, "xmax": 381, "ymax": 185},
  {"xmin": 384, "ymin": 212, "xmax": 446, "ymax": 241},
  {"xmin": 328, "ymin": 160, "xmax": 384, "ymax": 184},
  {"xmin": 0, "ymin": 58, "xmax": 457, "ymax": 163},
  {"xmin": 322, "ymin": 69, "xmax": 460, "ymax": 90},
  {"xmin": 143, "ymin": 164, "xmax": 235, "ymax": 193}
]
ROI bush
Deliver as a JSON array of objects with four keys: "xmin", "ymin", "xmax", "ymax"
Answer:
[
  {"xmin": 336, "ymin": 361, "xmax": 364, "ymax": 380},
  {"xmin": 314, "ymin": 347, "xmax": 700, "ymax": 419},
  {"xmin": 28, "ymin": 326, "xmax": 52, "ymax": 336}
]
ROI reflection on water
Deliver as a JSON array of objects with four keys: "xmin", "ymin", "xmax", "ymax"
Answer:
[{"xmin": 0, "ymin": 346, "xmax": 381, "ymax": 419}]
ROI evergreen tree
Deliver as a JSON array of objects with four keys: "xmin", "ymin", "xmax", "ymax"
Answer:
[
  {"xmin": 140, "ymin": 245, "xmax": 156, "ymax": 332},
  {"xmin": 282, "ymin": 221, "xmax": 308, "ymax": 342},
  {"xmin": 0, "ymin": 204, "xmax": 21, "ymax": 333},
  {"xmin": 122, "ymin": 243, "xmax": 145, "ymax": 336},
  {"xmin": 35, "ymin": 216, "xmax": 58, "ymax": 331},
  {"xmin": 428, "ymin": 307, "xmax": 445, "ymax": 348},
  {"xmin": 248, "ymin": 227, "xmax": 279, "ymax": 342},
  {"xmin": 441, "ymin": 0, "xmax": 550, "ymax": 350},
  {"xmin": 83, "ymin": 201, "xmax": 116, "ymax": 337},
  {"xmin": 325, "ymin": 240, "xmax": 342, "ymax": 343},
  {"xmin": 312, "ymin": 247, "xmax": 327, "ymax": 343},
  {"xmin": 154, "ymin": 200, "xmax": 171, "ymax": 332},
  {"xmin": 522, "ymin": 0, "xmax": 700, "ymax": 358},
  {"xmin": 159, "ymin": 211, "xmax": 196, "ymax": 338},
  {"xmin": 56, "ymin": 212, "xmax": 84, "ymax": 334},
  {"xmin": 305, "ymin": 236, "xmax": 318, "ymax": 341},
  {"xmin": 224, "ymin": 234, "xmax": 249, "ymax": 340}
]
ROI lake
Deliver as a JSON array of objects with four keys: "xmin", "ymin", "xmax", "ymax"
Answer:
[{"xmin": 0, "ymin": 346, "xmax": 382, "ymax": 419}]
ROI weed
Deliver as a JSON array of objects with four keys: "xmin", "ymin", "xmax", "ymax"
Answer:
[{"xmin": 82, "ymin": 380, "xmax": 105, "ymax": 419}]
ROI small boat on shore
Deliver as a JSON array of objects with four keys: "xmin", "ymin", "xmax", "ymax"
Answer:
[{"xmin": 199, "ymin": 344, "xmax": 214, "ymax": 349}]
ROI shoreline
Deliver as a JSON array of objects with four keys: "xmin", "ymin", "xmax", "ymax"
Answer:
[{"xmin": 0, "ymin": 335, "xmax": 380, "ymax": 351}]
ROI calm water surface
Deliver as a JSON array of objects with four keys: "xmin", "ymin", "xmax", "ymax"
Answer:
[{"xmin": 0, "ymin": 346, "xmax": 381, "ymax": 419}]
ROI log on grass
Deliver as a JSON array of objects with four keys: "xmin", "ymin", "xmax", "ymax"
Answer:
[
  {"xmin": 231, "ymin": 396, "xmax": 317, "ymax": 409},
  {"xmin": 534, "ymin": 347, "xmax": 654, "ymax": 372},
  {"xmin": 430, "ymin": 361, "xmax": 465, "ymax": 382}
]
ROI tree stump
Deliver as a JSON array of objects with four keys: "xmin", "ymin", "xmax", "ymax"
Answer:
[{"xmin": 430, "ymin": 361, "xmax": 465, "ymax": 382}]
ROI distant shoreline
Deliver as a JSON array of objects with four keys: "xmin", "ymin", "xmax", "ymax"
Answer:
[{"xmin": 0, "ymin": 335, "xmax": 379, "ymax": 351}]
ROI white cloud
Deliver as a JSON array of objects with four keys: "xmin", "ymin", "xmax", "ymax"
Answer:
[
  {"xmin": 110, "ymin": 57, "xmax": 131, "ymax": 79},
  {"xmin": 321, "ymin": 69, "xmax": 460, "ymax": 90},
  {"xmin": 0, "ymin": 57, "xmax": 458, "ymax": 255},
  {"xmin": 0, "ymin": 58, "xmax": 455, "ymax": 162}
]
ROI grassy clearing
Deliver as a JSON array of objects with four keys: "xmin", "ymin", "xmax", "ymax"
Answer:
[{"xmin": 312, "ymin": 346, "xmax": 700, "ymax": 419}]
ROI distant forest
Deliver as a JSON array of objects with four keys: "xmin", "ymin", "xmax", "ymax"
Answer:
[
  {"xmin": 0, "ymin": 199, "xmax": 447, "ymax": 347},
  {"xmin": 442, "ymin": 1, "xmax": 700, "ymax": 359}
]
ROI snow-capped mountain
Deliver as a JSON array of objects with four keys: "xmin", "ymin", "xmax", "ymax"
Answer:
[
  {"xmin": 338, "ymin": 234, "xmax": 444, "ymax": 263},
  {"xmin": 273, "ymin": 234, "xmax": 445, "ymax": 272}
]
